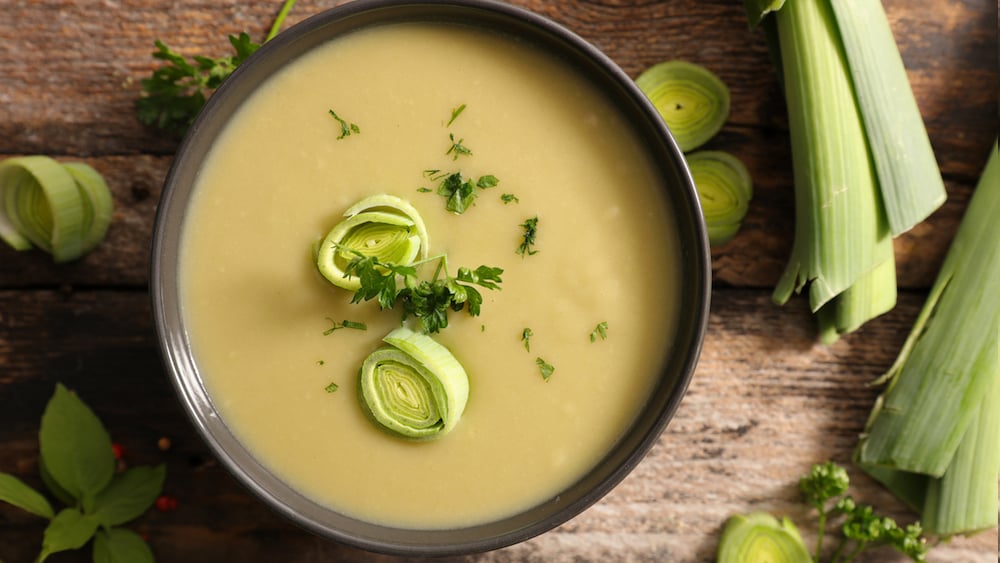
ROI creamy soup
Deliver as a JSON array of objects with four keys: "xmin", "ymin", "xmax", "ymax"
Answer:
[{"xmin": 180, "ymin": 22, "xmax": 681, "ymax": 529}]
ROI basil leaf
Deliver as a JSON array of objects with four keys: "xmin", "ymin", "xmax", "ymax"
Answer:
[
  {"xmin": 38, "ymin": 508, "xmax": 100, "ymax": 561},
  {"xmin": 93, "ymin": 528, "xmax": 154, "ymax": 563},
  {"xmin": 0, "ymin": 473, "xmax": 54, "ymax": 519},
  {"xmin": 39, "ymin": 457, "xmax": 75, "ymax": 507},
  {"xmin": 39, "ymin": 384, "xmax": 115, "ymax": 510},
  {"xmin": 92, "ymin": 465, "xmax": 166, "ymax": 527}
]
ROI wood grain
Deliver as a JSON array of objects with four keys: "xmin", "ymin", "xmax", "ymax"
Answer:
[{"xmin": 0, "ymin": 0, "xmax": 997, "ymax": 562}]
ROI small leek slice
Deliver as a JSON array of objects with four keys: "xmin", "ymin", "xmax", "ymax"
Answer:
[
  {"xmin": 717, "ymin": 512, "xmax": 811, "ymax": 563},
  {"xmin": 316, "ymin": 194, "xmax": 429, "ymax": 291},
  {"xmin": 358, "ymin": 326, "xmax": 469, "ymax": 440},
  {"xmin": 0, "ymin": 156, "xmax": 113, "ymax": 262},
  {"xmin": 636, "ymin": 61, "xmax": 730, "ymax": 152},
  {"xmin": 685, "ymin": 150, "xmax": 753, "ymax": 246}
]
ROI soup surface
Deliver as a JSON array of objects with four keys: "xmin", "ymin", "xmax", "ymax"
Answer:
[{"xmin": 181, "ymin": 22, "xmax": 681, "ymax": 529}]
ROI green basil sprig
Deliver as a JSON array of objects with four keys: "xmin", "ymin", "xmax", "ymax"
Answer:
[{"xmin": 0, "ymin": 384, "xmax": 166, "ymax": 562}]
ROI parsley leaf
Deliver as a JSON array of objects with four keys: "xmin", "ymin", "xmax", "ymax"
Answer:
[
  {"xmin": 521, "ymin": 328, "xmax": 533, "ymax": 352},
  {"xmin": 328, "ymin": 110, "xmax": 361, "ymax": 139},
  {"xmin": 536, "ymin": 357, "xmax": 555, "ymax": 381},
  {"xmin": 446, "ymin": 133, "xmax": 473, "ymax": 160},
  {"xmin": 446, "ymin": 103, "xmax": 467, "ymax": 127},
  {"xmin": 501, "ymin": 193, "xmax": 519, "ymax": 204},
  {"xmin": 431, "ymin": 172, "xmax": 501, "ymax": 214},
  {"xmin": 590, "ymin": 321, "xmax": 609, "ymax": 342},
  {"xmin": 516, "ymin": 216, "xmax": 540, "ymax": 257},
  {"xmin": 323, "ymin": 318, "xmax": 367, "ymax": 335},
  {"xmin": 324, "ymin": 382, "xmax": 339, "ymax": 393}
]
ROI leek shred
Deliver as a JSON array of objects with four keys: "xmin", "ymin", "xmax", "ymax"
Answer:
[
  {"xmin": 685, "ymin": 150, "xmax": 753, "ymax": 246},
  {"xmin": 0, "ymin": 156, "xmax": 113, "ymax": 262},
  {"xmin": 358, "ymin": 327, "xmax": 469, "ymax": 440},
  {"xmin": 315, "ymin": 194, "xmax": 429, "ymax": 291},
  {"xmin": 635, "ymin": 60, "xmax": 730, "ymax": 152},
  {"xmin": 857, "ymin": 141, "xmax": 1000, "ymax": 537},
  {"xmin": 717, "ymin": 512, "xmax": 811, "ymax": 563}
]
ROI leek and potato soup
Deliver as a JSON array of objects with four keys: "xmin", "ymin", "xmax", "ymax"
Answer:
[{"xmin": 180, "ymin": 22, "xmax": 681, "ymax": 529}]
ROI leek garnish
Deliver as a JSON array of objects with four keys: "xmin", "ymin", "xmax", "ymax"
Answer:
[
  {"xmin": 315, "ymin": 194, "xmax": 429, "ymax": 291},
  {"xmin": 746, "ymin": 0, "xmax": 945, "ymax": 341},
  {"xmin": 717, "ymin": 512, "xmax": 811, "ymax": 563},
  {"xmin": 0, "ymin": 156, "xmax": 113, "ymax": 262},
  {"xmin": 635, "ymin": 60, "xmax": 730, "ymax": 152},
  {"xmin": 857, "ymin": 141, "xmax": 1000, "ymax": 537},
  {"xmin": 685, "ymin": 150, "xmax": 753, "ymax": 246},
  {"xmin": 358, "ymin": 327, "xmax": 469, "ymax": 440}
]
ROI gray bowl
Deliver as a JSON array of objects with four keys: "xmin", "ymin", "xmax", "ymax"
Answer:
[{"xmin": 150, "ymin": 0, "xmax": 710, "ymax": 556}]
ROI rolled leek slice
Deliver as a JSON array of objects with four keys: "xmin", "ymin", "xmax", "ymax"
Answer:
[
  {"xmin": 0, "ymin": 156, "xmax": 113, "ymax": 262},
  {"xmin": 636, "ymin": 60, "xmax": 730, "ymax": 152},
  {"xmin": 716, "ymin": 512, "xmax": 811, "ymax": 563},
  {"xmin": 686, "ymin": 150, "xmax": 753, "ymax": 246},
  {"xmin": 358, "ymin": 326, "xmax": 469, "ymax": 440},
  {"xmin": 315, "ymin": 194, "xmax": 429, "ymax": 290}
]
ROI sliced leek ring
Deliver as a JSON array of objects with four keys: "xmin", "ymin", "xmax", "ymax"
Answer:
[
  {"xmin": 716, "ymin": 512, "xmax": 811, "ymax": 563},
  {"xmin": 0, "ymin": 156, "xmax": 113, "ymax": 262},
  {"xmin": 636, "ymin": 60, "xmax": 730, "ymax": 152},
  {"xmin": 358, "ymin": 327, "xmax": 469, "ymax": 440},
  {"xmin": 686, "ymin": 150, "xmax": 753, "ymax": 247},
  {"xmin": 316, "ymin": 194, "xmax": 429, "ymax": 290}
]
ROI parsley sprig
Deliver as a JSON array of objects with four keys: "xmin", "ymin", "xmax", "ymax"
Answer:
[
  {"xmin": 516, "ymin": 216, "xmax": 540, "ymax": 257},
  {"xmin": 136, "ymin": 0, "xmax": 297, "ymax": 136},
  {"xmin": 341, "ymin": 250, "xmax": 503, "ymax": 334},
  {"xmin": 424, "ymin": 170, "xmax": 499, "ymax": 214}
]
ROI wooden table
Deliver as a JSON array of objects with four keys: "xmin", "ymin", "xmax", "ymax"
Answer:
[{"xmin": 1, "ymin": 1, "xmax": 997, "ymax": 561}]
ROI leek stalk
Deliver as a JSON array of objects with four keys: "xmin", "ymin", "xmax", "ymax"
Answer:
[
  {"xmin": 747, "ymin": 0, "xmax": 945, "ymax": 341},
  {"xmin": 857, "ymin": 141, "xmax": 1000, "ymax": 536}
]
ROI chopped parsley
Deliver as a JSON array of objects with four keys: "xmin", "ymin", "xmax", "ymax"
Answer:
[
  {"xmin": 328, "ymin": 109, "xmax": 360, "ymax": 139},
  {"xmin": 432, "ymin": 171, "xmax": 500, "ymax": 214},
  {"xmin": 590, "ymin": 321, "xmax": 609, "ymax": 342},
  {"xmin": 324, "ymin": 382, "xmax": 339, "ymax": 393},
  {"xmin": 536, "ymin": 357, "xmax": 555, "ymax": 381},
  {"xmin": 323, "ymin": 318, "xmax": 367, "ymax": 335},
  {"xmin": 521, "ymin": 328, "xmax": 534, "ymax": 352},
  {"xmin": 501, "ymin": 193, "xmax": 519, "ymax": 204},
  {"xmin": 446, "ymin": 133, "xmax": 472, "ymax": 160},
  {"xmin": 446, "ymin": 103, "xmax": 467, "ymax": 126},
  {"xmin": 516, "ymin": 216, "xmax": 540, "ymax": 257}
]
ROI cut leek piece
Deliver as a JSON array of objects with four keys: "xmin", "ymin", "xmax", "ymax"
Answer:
[
  {"xmin": 770, "ymin": 0, "xmax": 894, "ymax": 320},
  {"xmin": 828, "ymin": 0, "xmax": 946, "ymax": 235},
  {"xmin": 0, "ymin": 156, "xmax": 113, "ymax": 262},
  {"xmin": 686, "ymin": 150, "xmax": 753, "ymax": 246},
  {"xmin": 636, "ymin": 60, "xmax": 730, "ymax": 152},
  {"xmin": 717, "ymin": 512, "xmax": 811, "ymax": 563},
  {"xmin": 315, "ymin": 194, "xmax": 429, "ymax": 291},
  {"xmin": 358, "ymin": 326, "xmax": 469, "ymax": 441},
  {"xmin": 857, "ymin": 141, "xmax": 999, "ymax": 537}
]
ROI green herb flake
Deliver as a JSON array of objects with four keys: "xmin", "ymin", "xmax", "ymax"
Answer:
[
  {"xmin": 324, "ymin": 382, "xmax": 339, "ymax": 393},
  {"xmin": 516, "ymin": 216, "xmax": 540, "ymax": 257},
  {"xmin": 476, "ymin": 175, "xmax": 499, "ymax": 189},
  {"xmin": 323, "ymin": 318, "xmax": 368, "ymax": 335},
  {"xmin": 446, "ymin": 103, "xmax": 467, "ymax": 127},
  {"xmin": 446, "ymin": 133, "xmax": 472, "ymax": 160},
  {"xmin": 501, "ymin": 193, "xmax": 519, "ymax": 204},
  {"xmin": 536, "ymin": 357, "xmax": 555, "ymax": 381},
  {"xmin": 521, "ymin": 328, "xmax": 533, "ymax": 352},
  {"xmin": 328, "ymin": 109, "xmax": 361, "ymax": 140},
  {"xmin": 416, "ymin": 187, "xmax": 432, "ymax": 193},
  {"xmin": 316, "ymin": 360, "xmax": 325, "ymax": 366},
  {"xmin": 590, "ymin": 321, "xmax": 609, "ymax": 342}
]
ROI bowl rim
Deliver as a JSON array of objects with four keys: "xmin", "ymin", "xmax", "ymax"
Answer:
[{"xmin": 150, "ymin": 0, "xmax": 711, "ymax": 556}]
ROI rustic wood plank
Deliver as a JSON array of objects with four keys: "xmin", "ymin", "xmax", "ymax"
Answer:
[{"xmin": 0, "ymin": 289, "xmax": 994, "ymax": 562}]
